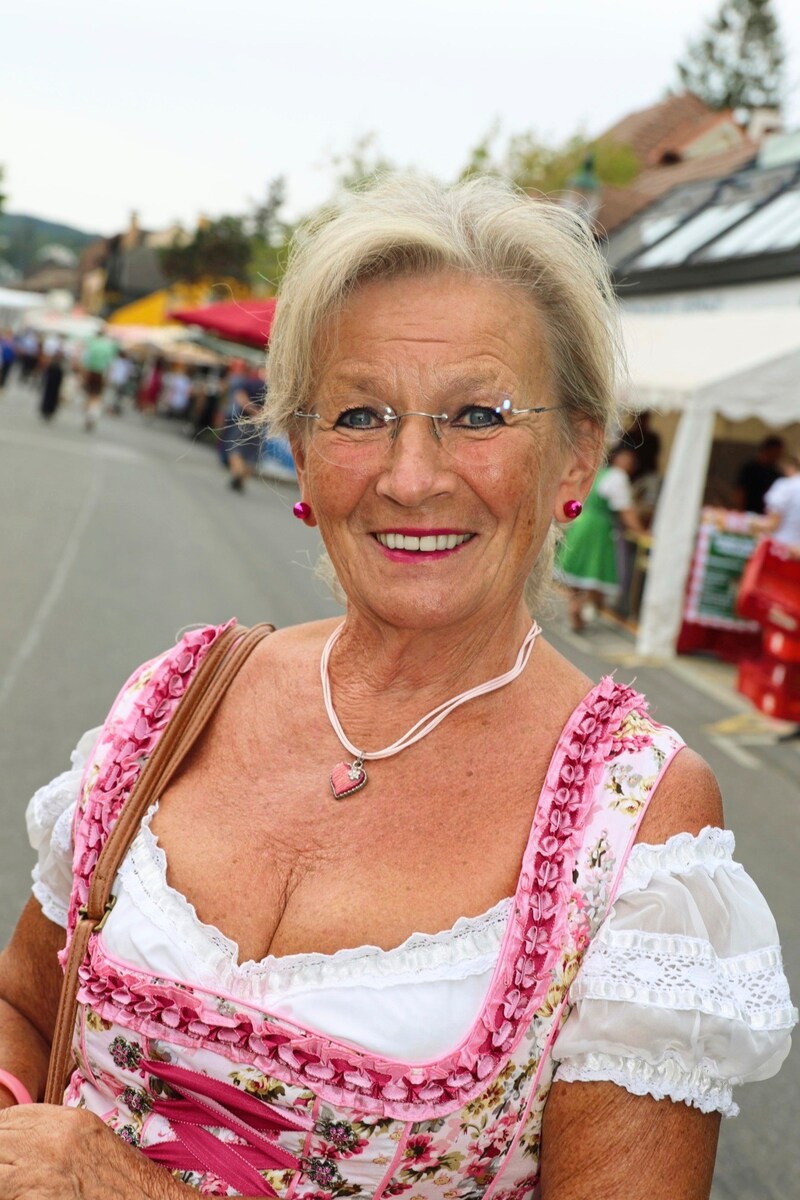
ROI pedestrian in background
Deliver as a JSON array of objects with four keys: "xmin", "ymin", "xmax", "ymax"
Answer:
[
  {"xmin": 0, "ymin": 330, "xmax": 15, "ymax": 389},
  {"xmin": 761, "ymin": 453, "xmax": 800, "ymax": 553},
  {"xmin": 557, "ymin": 443, "xmax": 644, "ymax": 631},
  {"xmin": 81, "ymin": 325, "xmax": 117, "ymax": 431},
  {"xmin": 16, "ymin": 328, "xmax": 40, "ymax": 385},
  {"xmin": 161, "ymin": 363, "xmax": 194, "ymax": 419},
  {"xmin": 106, "ymin": 351, "xmax": 132, "ymax": 415},
  {"xmin": 38, "ymin": 351, "xmax": 64, "ymax": 421},
  {"xmin": 226, "ymin": 365, "xmax": 266, "ymax": 491},
  {"xmin": 137, "ymin": 356, "xmax": 164, "ymax": 415},
  {"xmin": 734, "ymin": 436, "xmax": 785, "ymax": 514}
]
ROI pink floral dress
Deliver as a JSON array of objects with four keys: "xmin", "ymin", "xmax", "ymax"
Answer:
[{"xmin": 56, "ymin": 623, "xmax": 707, "ymax": 1197}]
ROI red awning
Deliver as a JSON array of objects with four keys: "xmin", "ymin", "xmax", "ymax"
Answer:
[{"xmin": 169, "ymin": 299, "xmax": 277, "ymax": 349}]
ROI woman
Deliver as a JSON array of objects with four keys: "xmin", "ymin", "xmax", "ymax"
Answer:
[
  {"xmin": 557, "ymin": 443, "xmax": 644, "ymax": 631},
  {"xmin": 0, "ymin": 176, "xmax": 794, "ymax": 1199}
]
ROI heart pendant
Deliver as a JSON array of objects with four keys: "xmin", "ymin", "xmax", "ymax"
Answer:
[{"xmin": 330, "ymin": 759, "xmax": 368, "ymax": 800}]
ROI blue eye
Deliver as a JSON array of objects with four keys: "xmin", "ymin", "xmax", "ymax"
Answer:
[
  {"xmin": 451, "ymin": 405, "xmax": 505, "ymax": 429},
  {"xmin": 334, "ymin": 406, "xmax": 386, "ymax": 430}
]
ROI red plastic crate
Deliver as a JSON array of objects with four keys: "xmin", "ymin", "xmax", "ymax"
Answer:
[
  {"xmin": 763, "ymin": 627, "xmax": 800, "ymax": 663},
  {"xmin": 737, "ymin": 540, "xmax": 800, "ymax": 628},
  {"xmin": 737, "ymin": 656, "xmax": 800, "ymax": 722}
]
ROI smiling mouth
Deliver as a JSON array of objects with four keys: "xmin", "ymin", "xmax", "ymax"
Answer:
[{"xmin": 374, "ymin": 532, "xmax": 475, "ymax": 552}]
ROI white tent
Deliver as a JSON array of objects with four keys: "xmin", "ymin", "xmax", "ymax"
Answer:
[
  {"xmin": 619, "ymin": 308, "xmax": 800, "ymax": 660},
  {"xmin": 0, "ymin": 286, "xmax": 48, "ymax": 326}
]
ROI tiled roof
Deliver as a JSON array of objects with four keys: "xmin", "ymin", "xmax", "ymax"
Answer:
[
  {"xmin": 646, "ymin": 111, "xmax": 741, "ymax": 166},
  {"xmin": 602, "ymin": 93, "xmax": 718, "ymax": 162},
  {"xmin": 597, "ymin": 140, "xmax": 758, "ymax": 235}
]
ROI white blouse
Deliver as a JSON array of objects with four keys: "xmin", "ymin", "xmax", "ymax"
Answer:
[{"xmin": 27, "ymin": 730, "xmax": 796, "ymax": 1119}]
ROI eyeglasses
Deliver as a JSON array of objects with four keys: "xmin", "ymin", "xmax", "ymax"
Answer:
[{"xmin": 293, "ymin": 392, "xmax": 564, "ymax": 471}]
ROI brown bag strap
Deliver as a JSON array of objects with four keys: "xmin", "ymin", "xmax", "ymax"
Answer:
[{"xmin": 45, "ymin": 622, "xmax": 274, "ymax": 1103}]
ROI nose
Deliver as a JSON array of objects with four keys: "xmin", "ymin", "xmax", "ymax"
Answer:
[{"xmin": 375, "ymin": 413, "xmax": 455, "ymax": 506}]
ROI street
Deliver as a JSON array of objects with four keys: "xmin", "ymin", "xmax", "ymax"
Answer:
[{"xmin": 1, "ymin": 383, "xmax": 797, "ymax": 1199}]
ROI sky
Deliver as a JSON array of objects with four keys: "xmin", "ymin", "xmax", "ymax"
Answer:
[{"xmin": 3, "ymin": 0, "xmax": 800, "ymax": 236}]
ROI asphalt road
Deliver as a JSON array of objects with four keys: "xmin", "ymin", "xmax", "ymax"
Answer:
[{"xmin": 1, "ymin": 381, "xmax": 797, "ymax": 1199}]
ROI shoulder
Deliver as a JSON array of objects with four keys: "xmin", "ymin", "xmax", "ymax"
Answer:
[
  {"xmin": 635, "ymin": 744, "xmax": 724, "ymax": 846},
  {"xmin": 218, "ymin": 618, "xmax": 340, "ymax": 703}
]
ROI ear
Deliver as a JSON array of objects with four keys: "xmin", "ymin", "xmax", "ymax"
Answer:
[{"xmin": 553, "ymin": 421, "xmax": 604, "ymax": 522}]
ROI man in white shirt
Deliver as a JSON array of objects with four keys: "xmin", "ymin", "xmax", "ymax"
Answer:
[{"xmin": 763, "ymin": 455, "xmax": 800, "ymax": 553}]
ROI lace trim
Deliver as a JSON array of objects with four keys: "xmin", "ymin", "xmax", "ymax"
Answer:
[
  {"xmin": 118, "ymin": 804, "xmax": 511, "ymax": 988},
  {"xmin": 554, "ymin": 1051, "xmax": 740, "ymax": 1117},
  {"xmin": 569, "ymin": 932, "xmax": 797, "ymax": 1030},
  {"xmin": 618, "ymin": 827, "xmax": 739, "ymax": 894}
]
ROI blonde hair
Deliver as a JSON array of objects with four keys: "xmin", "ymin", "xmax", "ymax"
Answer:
[{"xmin": 264, "ymin": 173, "xmax": 621, "ymax": 609}]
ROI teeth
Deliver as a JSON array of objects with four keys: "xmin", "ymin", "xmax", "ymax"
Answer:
[{"xmin": 376, "ymin": 533, "xmax": 472, "ymax": 552}]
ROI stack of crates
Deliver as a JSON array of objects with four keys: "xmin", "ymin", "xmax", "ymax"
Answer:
[{"xmin": 736, "ymin": 540, "xmax": 800, "ymax": 721}]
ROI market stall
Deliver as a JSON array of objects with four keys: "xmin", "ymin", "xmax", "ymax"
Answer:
[
  {"xmin": 170, "ymin": 299, "xmax": 277, "ymax": 349},
  {"xmin": 620, "ymin": 308, "xmax": 800, "ymax": 660}
]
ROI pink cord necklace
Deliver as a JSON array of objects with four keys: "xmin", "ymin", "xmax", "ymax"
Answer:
[{"xmin": 321, "ymin": 621, "xmax": 542, "ymax": 798}]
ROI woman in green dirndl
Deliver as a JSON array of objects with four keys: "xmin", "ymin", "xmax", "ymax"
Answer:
[{"xmin": 558, "ymin": 444, "xmax": 644, "ymax": 631}]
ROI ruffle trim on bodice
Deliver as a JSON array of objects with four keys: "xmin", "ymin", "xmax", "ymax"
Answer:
[{"xmin": 65, "ymin": 622, "xmax": 235, "ymax": 942}]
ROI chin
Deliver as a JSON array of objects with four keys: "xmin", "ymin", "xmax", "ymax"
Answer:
[{"xmin": 352, "ymin": 586, "xmax": 488, "ymax": 631}]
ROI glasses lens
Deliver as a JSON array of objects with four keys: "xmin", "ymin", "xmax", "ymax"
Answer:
[{"xmin": 298, "ymin": 392, "xmax": 540, "ymax": 472}]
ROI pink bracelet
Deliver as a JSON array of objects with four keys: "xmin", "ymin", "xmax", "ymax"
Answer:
[{"xmin": 0, "ymin": 1068, "xmax": 33, "ymax": 1105}]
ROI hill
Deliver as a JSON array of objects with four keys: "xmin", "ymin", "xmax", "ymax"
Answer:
[{"xmin": 0, "ymin": 212, "xmax": 100, "ymax": 276}]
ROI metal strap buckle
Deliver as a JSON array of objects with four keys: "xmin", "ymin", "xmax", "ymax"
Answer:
[{"xmin": 77, "ymin": 895, "xmax": 117, "ymax": 932}]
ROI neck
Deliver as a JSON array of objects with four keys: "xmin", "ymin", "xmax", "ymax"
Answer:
[{"xmin": 329, "ymin": 602, "xmax": 536, "ymax": 712}]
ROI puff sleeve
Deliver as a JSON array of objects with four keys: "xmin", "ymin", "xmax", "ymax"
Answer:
[
  {"xmin": 553, "ymin": 827, "xmax": 797, "ymax": 1116},
  {"xmin": 25, "ymin": 728, "xmax": 101, "ymax": 927}
]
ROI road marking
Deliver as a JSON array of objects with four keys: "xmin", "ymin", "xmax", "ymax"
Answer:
[
  {"xmin": 664, "ymin": 657, "xmax": 754, "ymax": 716},
  {"xmin": 0, "ymin": 467, "xmax": 104, "ymax": 708},
  {"xmin": 707, "ymin": 735, "xmax": 760, "ymax": 770}
]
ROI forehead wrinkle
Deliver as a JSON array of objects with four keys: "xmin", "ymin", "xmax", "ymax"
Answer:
[{"xmin": 319, "ymin": 359, "xmax": 523, "ymax": 398}]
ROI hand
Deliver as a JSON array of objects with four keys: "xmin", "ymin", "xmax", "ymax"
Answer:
[{"xmin": 0, "ymin": 1105, "xmax": 179, "ymax": 1199}]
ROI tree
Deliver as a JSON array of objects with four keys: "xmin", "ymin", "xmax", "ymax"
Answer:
[
  {"xmin": 459, "ymin": 127, "xmax": 640, "ymax": 195},
  {"xmin": 248, "ymin": 176, "xmax": 293, "ymax": 293},
  {"xmin": 160, "ymin": 214, "xmax": 252, "ymax": 286},
  {"xmin": 676, "ymin": 0, "xmax": 785, "ymax": 114},
  {"xmin": 328, "ymin": 132, "xmax": 395, "ymax": 193}
]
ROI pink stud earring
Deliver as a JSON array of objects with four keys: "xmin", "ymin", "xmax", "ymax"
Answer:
[
  {"xmin": 563, "ymin": 499, "xmax": 583, "ymax": 520},
  {"xmin": 293, "ymin": 501, "xmax": 311, "ymax": 520}
]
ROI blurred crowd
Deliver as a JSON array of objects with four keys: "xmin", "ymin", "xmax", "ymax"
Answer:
[{"xmin": 0, "ymin": 324, "xmax": 282, "ymax": 493}]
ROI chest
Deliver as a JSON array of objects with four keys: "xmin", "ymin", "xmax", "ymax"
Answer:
[{"xmin": 147, "ymin": 684, "xmax": 565, "ymax": 965}]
